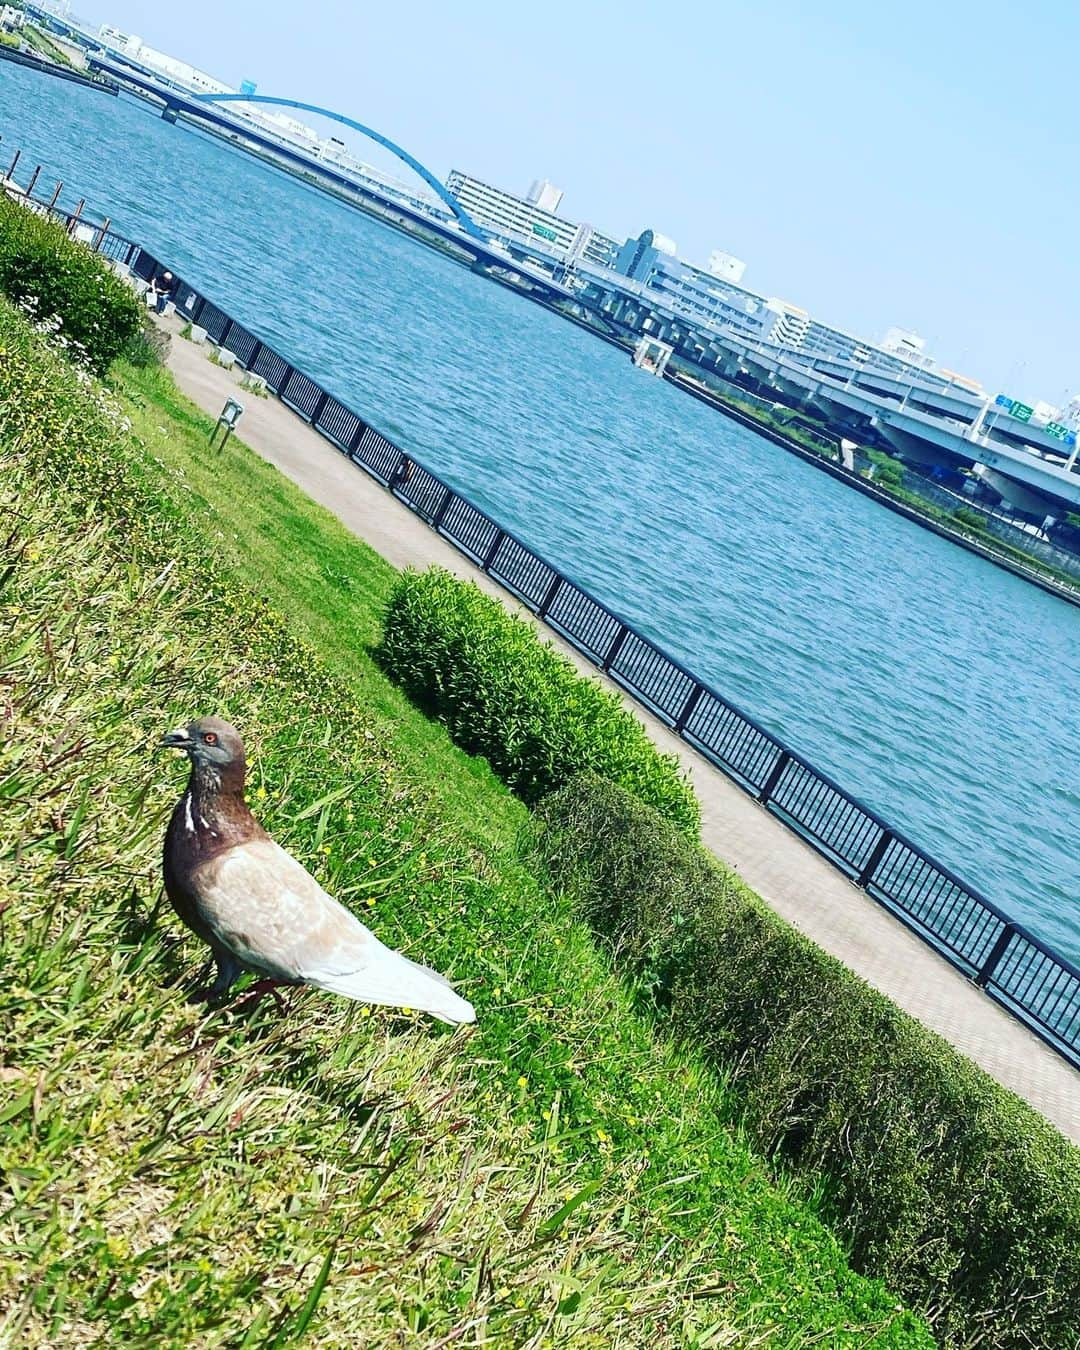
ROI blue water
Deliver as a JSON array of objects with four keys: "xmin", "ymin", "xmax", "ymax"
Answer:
[{"xmin": 3, "ymin": 65, "xmax": 1078, "ymax": 962}]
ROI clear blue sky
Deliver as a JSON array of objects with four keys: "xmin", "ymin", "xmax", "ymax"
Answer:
[{"xmin": 85, "ymin": 0, "xmax": 1077, "ymax": 402}]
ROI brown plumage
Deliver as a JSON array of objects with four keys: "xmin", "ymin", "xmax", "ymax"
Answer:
[{"xmin": 160, "ymin": 716, "xmax": 475, "ymax": 1023}]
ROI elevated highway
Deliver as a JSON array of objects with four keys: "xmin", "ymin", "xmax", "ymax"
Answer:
[{"xmin": 575, "ymin": 270, "xmax": 1080, "ymax": 515}]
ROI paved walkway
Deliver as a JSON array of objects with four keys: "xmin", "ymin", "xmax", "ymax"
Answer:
[{"xmin": 163, "ymin": 326, "xmax": 1080, "ymax": 1143}]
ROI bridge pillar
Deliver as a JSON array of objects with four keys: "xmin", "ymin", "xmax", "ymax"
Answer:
[
  {"xmin": 710, "ymin": 351, "xmax": 740, "ymax": 380},
  {"xmin": 162, "ymin": 103, "xmax": 179, "ymax": 124}
]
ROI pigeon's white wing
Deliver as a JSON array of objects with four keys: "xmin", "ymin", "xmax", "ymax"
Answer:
[{"xmin": 191, "ymin": 838, "xmax": 475, "ymax": 1024}]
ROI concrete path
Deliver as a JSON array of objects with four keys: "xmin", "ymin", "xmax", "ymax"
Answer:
[{"xmin": 163, "ymin": 326, "xmax": 1080, "ymax": 1144}]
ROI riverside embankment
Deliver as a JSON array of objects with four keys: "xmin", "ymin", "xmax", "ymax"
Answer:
[
  {"xmin": 4, "ymin": 194, "xmax": 1077, "ymax": 1347},
  {"xmin": 153, "ymin": 302, "xmax": 1080, "ymax": 1139},
  {"xmin": 665, "ymin": 367, "xmax": 1080, "ymax": 606},
  {"xmin": 1, "ymin": 265, "xmax": 939, "ymax": 1349}
]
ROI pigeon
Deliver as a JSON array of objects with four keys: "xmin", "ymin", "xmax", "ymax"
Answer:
[{"xmin": 159, "ymin": 716, "xmax": 475, "ymax": 1024}]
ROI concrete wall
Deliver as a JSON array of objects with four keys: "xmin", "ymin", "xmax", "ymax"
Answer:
[{"xmin": 903, "ymin": 475, "xmax": 1080, "ymax": 581}]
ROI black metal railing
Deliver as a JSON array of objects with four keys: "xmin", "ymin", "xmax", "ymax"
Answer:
[{"xmin": 21, "ymin": 193, "xmax": 1080, "ymax": 1073}]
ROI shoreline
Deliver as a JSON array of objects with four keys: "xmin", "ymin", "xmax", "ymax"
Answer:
[
  {"xmin": 0, "ymin": 42, "xmax": 117, "ymax": 93},
  {"xmin": 667, "ymin": 370, "xmax": 1080, "ymax": 609}
]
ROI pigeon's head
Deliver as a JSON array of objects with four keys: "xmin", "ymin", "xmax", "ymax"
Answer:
[{"xmin": 160, "ymin": 716, "xmax": 245, "ymax": 772}]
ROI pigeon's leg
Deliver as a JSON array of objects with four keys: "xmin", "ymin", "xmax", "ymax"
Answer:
[
  {"xmin": 188, "ymin": 947, "xmax": 243, "ymax": 1004},
  {"xmin": 232, "ymin": 977, "xmax": 292, "ymax": 1016}
]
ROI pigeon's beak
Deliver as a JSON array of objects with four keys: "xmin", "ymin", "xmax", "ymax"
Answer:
[{"xmin": 159, "ymin": 726, "xmax": 194, "ymax": 751}]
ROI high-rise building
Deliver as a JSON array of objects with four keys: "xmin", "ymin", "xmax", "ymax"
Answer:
[
  {"xmin": 527, "ymin": 179, "xmax": 564, "ymax": 213},
  {"xmin": 761, "ymin": 300, "xmax": 811, "ymax": 349},
  {"xmin": 98, "ymin": 23, "xmax": 142, "ymax": 53},
  {"xmin": 880, "ymin": 327, "xmax": 933, "ymax": 368},
  {"xmin": 446, "ymin": 171, "xmax": 619, "ymax": 267},
  {"xmin": 707, "ymin": 250, "xmax": 746, "ymax": 284}
]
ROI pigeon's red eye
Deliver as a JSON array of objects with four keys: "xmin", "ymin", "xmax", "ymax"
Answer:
[{"xmin": 204, "ymin": 732, "xmax": 218, "ymax": 745}]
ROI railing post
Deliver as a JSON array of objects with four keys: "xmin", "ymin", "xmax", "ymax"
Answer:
[
  {"xmin": 538, "ymin": 573, "xmax": 562, "ymax": 618},
  {"xmin": 349, "ymin": 421, "xmax": 368, "ymax": 458},
  {"xmin": 276, "ymin": 363, "xmax": 295, "ymax": 396},
  {"xmin": 220, "ymin": 319, "xmax": 234, "ymax": 352},
  {"xmin": 431, "ymin": 485, "xmax": 453, "ymax": 531},
  {"xmin": 674, "ymin": 683, "xmax": 704, "ymax": 733},
  {"xmin": 482, "ymin": 529, "xmax": 505, "ymax": 571},
  {"xmin": 856, "ymin": 828, "xmax": 894, "ymax": 888},
  {"xmin": 310, "ymin": 390, "xmax": 330, "ymax": 425},
  {"xmin": 757, "ymin": 749, "xmax": 791, "ymax": 804},
  {"xmin": 246, "ymin": 339, "xmax": 263, "ymax": 372},
  {"xmin": 973, "ymin": 923, "xmax": 1016, "ymax": 988},
  {"xmin": 602, "ymin": 625, "xmax": 629, "ymax": 671},
  {"xmin": 191, "ymin": 295, "xmax": 207, "ymax": 326}
]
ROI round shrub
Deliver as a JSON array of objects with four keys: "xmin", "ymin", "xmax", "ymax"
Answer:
[
  {"xmin": 0, "ymin": 194, "xmax": 143, "ymax": 374},
  {"xmin": 377, "ymin": 567, "xmax": 700, "ymax": 836}
]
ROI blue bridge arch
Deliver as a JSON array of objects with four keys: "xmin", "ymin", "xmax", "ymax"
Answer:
[{"xmin": 192, "ymin": 93, "xmax": 485, "ymax": 240}]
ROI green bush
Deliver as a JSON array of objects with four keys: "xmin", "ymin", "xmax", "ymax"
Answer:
[
  {"xmin": 377, "ymin": 567, "xmax": 700, "ymax": 836},
  {"xmin": 952, "ymin": 505, "xmax": 987, "ymax": 530},
  {"xmin": 536, "ymin": 774, "xmax": 1080, "ymax": 1350},
  {"xmin": 0, "ymin": 193, "xmax": 142, "ymax": 373},
  {"xmin": 121, "ymin": 308, "xmax": 171, "ymax": 368},
  {"xmin": 866, "ymin": 448, "xmax": 905, "ymax": 488}
]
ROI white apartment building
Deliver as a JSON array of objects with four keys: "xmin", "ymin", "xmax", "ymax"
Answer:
[
  {"xmin": 881, "ymin": 326, "xmax": 934, "ymax": 370},
  {"xmin": 761, "ymin": 299, "xmax": 811, "ymax": 349},
  {"xmin": 446, "ymin": 170, "xmax": 619, "ymax": 267},
  {"xmin": 527, "ymin": 178, "xmax": 563, "ymax": 213},
  {"xmin": 707, "ymin": 249, "xmax": 746, "ymax": 284}
]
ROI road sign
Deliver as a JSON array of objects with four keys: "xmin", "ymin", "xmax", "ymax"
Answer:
[
  {"xmin": 995, "ymin": 394, "xmax": 1012, "ymax": 408},
  {"xmin": 1010, "ymin": 402, "xmax": 1034, "ymax": 423}
]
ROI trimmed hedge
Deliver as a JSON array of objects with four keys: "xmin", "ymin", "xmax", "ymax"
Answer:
[
  {"xmin": 377, "ymin": 567, "xmax": 700, "ymax": 836},
  {"xmin": 536, "ymin": 774, "xmax": 1080, "ymax": 1350},
  {"xmin": 0, "ymin": 192, "xmax": 142, "ymax": 373}
]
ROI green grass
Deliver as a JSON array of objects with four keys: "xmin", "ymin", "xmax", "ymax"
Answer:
[
  {"xmin": 0, "ymin": 309, "xmax": 934, "ymax": 1345},
  {"xmin": 115, "ymin": 360, "xmax": 526, "ymax": 857},
  {"xmin": 19, "ymin": 22, "xmax": 73, "ymax": 67}
]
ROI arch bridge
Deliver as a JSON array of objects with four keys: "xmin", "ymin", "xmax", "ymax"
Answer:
[{"xmin": 193, "ymin": 93, "xmax": 485, "ymax": 240}]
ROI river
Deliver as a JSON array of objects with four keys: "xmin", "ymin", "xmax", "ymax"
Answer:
[{"xmin": 2, "ymin": 63, "xmax": 1077, "ymax": 961}]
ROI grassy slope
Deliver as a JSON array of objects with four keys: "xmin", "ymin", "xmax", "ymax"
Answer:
[
  {"xmin": 0, "ymin": 308, "xmax": 931, "ymax": 1347},
  {"xmin": 119, "ymin": 361, "xmax": 525, "ymax": 858}
]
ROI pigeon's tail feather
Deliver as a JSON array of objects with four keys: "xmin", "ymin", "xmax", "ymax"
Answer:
[{"xmin": 307, "ymin": 946, "xmax": 476, "ymax": 1025}]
